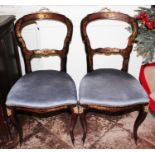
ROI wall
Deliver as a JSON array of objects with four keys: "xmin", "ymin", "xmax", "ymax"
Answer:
[{"xmin": 0, "ymin": 5, "xmax": 150, "ymax": 90}]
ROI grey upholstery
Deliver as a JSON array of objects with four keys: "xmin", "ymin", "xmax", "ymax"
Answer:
[
  {"xmin": 6, "ymin": 70, "xmax": 77, "ymax": 108},
  {"xmin": 79, "ymin": 69, "xmax": 149, "ymax": 107}
]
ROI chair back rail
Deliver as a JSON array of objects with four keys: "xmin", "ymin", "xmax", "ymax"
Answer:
[
  {"xmin": 81, "ymin": 11, "xmax": 138, "ymax": 72},
  {"xmin": 15, "ymin": 12, "xmax": 73, "ymax": 73}
]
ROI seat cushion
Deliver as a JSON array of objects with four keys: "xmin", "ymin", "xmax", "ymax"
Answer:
[
  {"xmin": 6, "ymin": 70, "xmax": 77, "ymax": 108},
  {"xmin": 79, "ymin": 69, "xmax": 149, "ymax": 107}
]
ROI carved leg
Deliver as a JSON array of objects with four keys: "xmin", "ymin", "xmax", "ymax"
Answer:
[
  {"xmin": 69, "ymin": 106, "xmax": 78, "ymax": 145},
  {"xmin": 79, "ymin": 106, "xmax": 87, "ymax": 144},
  {"xmin": 4, "ymin": 118, "xmax": 12, "ymax": 140},
  {"xmin": 0, "ymin": 107, "xmax": 11, "ymax": 141},
  {"xmin": 5, "ymin": 110, "xmax": 13, "ymax": 140},
  {"xmin": 133, "ymin": 106, "xmax": 147, "ymax": 144},
  {"xmin": 0, "ymin": 120, "xmax": 10, "ymax": 142},
  {"xmin": 9, "ymin": 109, "xmax": 23, "ymax": 146},
  {"xmin": 6, "ymin": 108, "xmax": 13, "ymax": 140}
]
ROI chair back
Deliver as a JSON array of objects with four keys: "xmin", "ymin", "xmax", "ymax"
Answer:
[
  {"xmin": 15, "ymin": 10, "xmax": 73, "ymax": 73},
  {"xmin": 81, "ymin": 10, "xmax": 138, "ymax": 72}
]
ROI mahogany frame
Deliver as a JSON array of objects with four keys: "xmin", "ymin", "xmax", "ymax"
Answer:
[
  {"xmin": 6, "ymin": 11, "xmax": 78, "ymax": 145},
  {"xmin": 15, "ymin": 11, "xmax": 73, "ymax": 73},
  {"xmin": 80, "ymin": 10, "xmax": 148, "ymax": 144}
]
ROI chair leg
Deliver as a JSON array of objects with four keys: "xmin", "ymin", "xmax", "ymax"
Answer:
[
  {"xmin": 10, "ymin": 109, "xmax": 23, "ymax": 146},
  {"xmin": 133, "ymin": 107, "xmax": 147, "ymax": 144},
  {"xmin": 69, "ymin": 106, "xmax": 78, "ymax": 146},
  {"xmin": 0, "ymin": 119, "xmax": 11, "ymax": 142},
  {"xmin": 79, "ymin": 107, "xmax": 87, "ymax": 144},
  {"xmin": 6, "ymin": 109, "xmax": 12, "ymax": 140},
  {"xmin": 5, "ymin": 118, "xmax": 12, "ymax": 140}
]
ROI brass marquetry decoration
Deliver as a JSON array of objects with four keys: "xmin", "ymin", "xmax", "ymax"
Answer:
[
  {"xmin": 78, "ymin": 106, "xmax": 84, "ymax": 114},
  {"xmin": 144, "ymin": 105, "xmax": 149, "ymax": 112},
  {"xmin": 73, "ymin": 106, "xmax": 79, "ymax": 114}
]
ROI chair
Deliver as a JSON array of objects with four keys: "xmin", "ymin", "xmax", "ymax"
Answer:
[
  {"xmin": 139, "ymin": 62, "xmax": 155, "ymax": 113},
  {"xmin": 5, "ymin": 10, "xmax": 78, "ymax": 145},
  {"xmin": 79, "ymin": 9, "xmax": 149, "ymax": 144}
]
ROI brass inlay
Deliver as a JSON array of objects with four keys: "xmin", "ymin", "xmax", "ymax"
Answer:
[
  {"xmin": 78, "ymin": 106, "xmax": 84, "ymax": 114},
  {"xmin": 7, "ymin": 108, "xmax": 11, "ymax": 116},
  {"xmin": 73, "ymin": 106, "xmax": 79, "ymax": 114},
  {"xmin": 73, "ymin": 106, "xmax": 84, "ymax": 114},
  {"xmin": 34, "ymin": 49, "xmax": 58, "ymax": 56},
  {"xmin": 144, "ymin": 105, "xmax": 149, "ymax": 112}
]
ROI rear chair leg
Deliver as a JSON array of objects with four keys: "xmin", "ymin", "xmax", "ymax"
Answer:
[
  {"xmin": 6, "ymin": 109, "xmax": 13, "ymax": 140},
  {"xmin": 70, "ymin": 106, "xmax": 78, "ymax": 146},
  {"xmin": 4, "ymin": 118, "xmax": 12, "ymax": 140},
  {"xmin": 79, "ymin": 106, "xmax": 87, "ymax": 144},
  {"xmin": 133, "ymin": 106, "xmax": 148, "ymax": 144},
  {"xmin": 0, "ymin": 119, "xmax": 11, "ymax": 141},
  {"xmin": 9, "ymin": 108, "xmax": 23, "ymax": 146}
]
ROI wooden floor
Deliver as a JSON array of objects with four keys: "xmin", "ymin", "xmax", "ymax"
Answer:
[{"xmin": 1, "ymin": 111, "xmax": 155, "ymax": 149}]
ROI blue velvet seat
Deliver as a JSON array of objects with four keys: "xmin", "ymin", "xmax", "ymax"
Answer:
[
  {"xmin": 79, "ymin": 68, "xmax": 148, "ymax": 107},
  {"xmin": 6, "ymin": 70, "xmax": 77, "ymax": 108}
]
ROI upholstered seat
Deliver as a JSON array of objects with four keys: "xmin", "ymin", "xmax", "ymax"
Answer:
[
  {"xmin": 79, "ymin": 68, "xmax": 148, "ymax": 107},
  {"xmin": 6, "ymin": 70, "xmax": 77, "ymax": 108}
]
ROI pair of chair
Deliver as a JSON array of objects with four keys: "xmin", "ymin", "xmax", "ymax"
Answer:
[{"xmin": 5, "ymin": 9, "xmax": 149, "ymax": 146}]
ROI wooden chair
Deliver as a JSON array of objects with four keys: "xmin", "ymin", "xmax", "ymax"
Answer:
[
  {"xmin": 79, "ymin": 9, "xmax": 149, "ymax": 144},
  {"xmin": 5, "ymin": 10, "xmax": 78, "ymax": 145}
]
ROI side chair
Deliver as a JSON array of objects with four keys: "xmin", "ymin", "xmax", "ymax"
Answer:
[
  {"xmin": 5, "ymin": 9, "xmax": 78, "ymax": 145},
  {"xmin": 79, "ymin": 9, "xmax": 149, "ymax": 144}
]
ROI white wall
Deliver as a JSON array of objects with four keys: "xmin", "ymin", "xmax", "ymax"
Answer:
[{"xmin": 0, "ymin": 5, "xmax": 150, "ymax": 90}]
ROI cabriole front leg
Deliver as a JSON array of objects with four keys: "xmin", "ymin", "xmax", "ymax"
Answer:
[
  {"xmin": 133, "ymin": 105, "xmax": 148, "ymax": 144},
  {"xmin": 69, "ymin": 105, "xmax": 78, "ymax": 145},
  {"xmin": 8, "ymin": 108, "xmax": 23, "ymax": 146},
  {"xmin": 79, "ymin": 106, "xmax": 87, "ymax": 144}
]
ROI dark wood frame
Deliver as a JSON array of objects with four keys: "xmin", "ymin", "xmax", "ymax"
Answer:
[
  {"xmin": 80, "ymin": 10, "xmax": 148, "ymax": 144},
  {"xmin": 15, "ymin": 11, "xmax": 73, "ymax": 73},
  {"xmin": 6, "ymin": 11, "xmax": 78, "ymax": 145}
]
